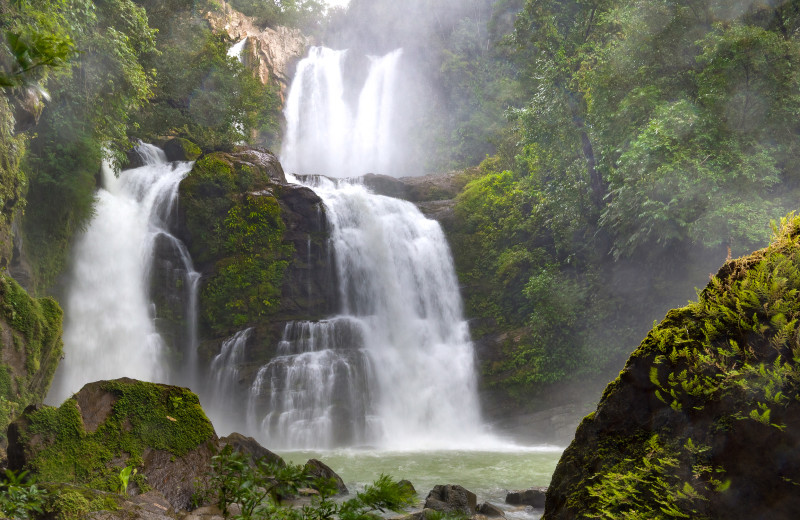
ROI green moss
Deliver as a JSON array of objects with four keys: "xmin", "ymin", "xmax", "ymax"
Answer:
[
  {"xmin": 44, "ymin": 484, "xmax": 122, "ymax": 519},
  {"xmin": 0, "ymin": 97, "xmax": 27, "ymax": 268},
  {"xmin": 549, "ymin": 214, "xmax": 800, "ymax": 518},
  {"xmin": 19, "ymin": 379, "xmax": 215, "ymax": 491},
  {"xmin": 181, "ymin": 153, "xmax": 294, "ymax": 335},
  {"xmin": 172, "ymin": 137, "xmax": 202, "ymax": 161},
  {"xmin": 0, "ymin": 365, "xmax": 12, "ymax": 397},
  {"xmin": 202, "ymin": 194, "xmax": 293, "ymax": 333},
  {"xmin": 0, "ymin": 273, "xmax": 63, "ymax": 443}
]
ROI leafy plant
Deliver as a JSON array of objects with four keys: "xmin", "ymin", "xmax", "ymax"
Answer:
[
  {"xmin": 206, "ymin": 447, "xmax": 415, "ymax": 520},
  {"xmin": 0, "ymin": 470, "xmax": 49, "ymax": 520},
  {"xmin": 116, "ymin": 465, "xmax": 137, "ymax": 495}
]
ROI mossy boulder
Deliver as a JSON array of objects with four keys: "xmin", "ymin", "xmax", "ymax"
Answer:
[
  {"xmin": 543, "ymin": 215, "xmax": 800, "ymax": 519},
  {"xmin": 162, "ymin": 137, "xmax": 202, "ymax": 162},
  {"xmin": 174, "ymin": 148, "xmax": 335, "ymax": 395},
  {"xmin": 0, "ymin": 273, "xmax": 63, "ymax": 446},
  {"xmin": 7, "ymin": 378, "xmax": 219, "ymax": 510}
]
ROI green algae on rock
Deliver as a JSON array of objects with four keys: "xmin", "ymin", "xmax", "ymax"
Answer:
[
  {"xmin": 544, "ymin": 214, "xmax": 800, "ymax": 520},
  {"xmin": 174, "ymin": 148, "xmax": 334, "ymax": 390},
  {"xmin": 7, "ymin": 378, "xmax": 218, "ymax": 510},
  {"xmin": 0, "ymin": 273, "xmax": 63, "ymax": 445}
]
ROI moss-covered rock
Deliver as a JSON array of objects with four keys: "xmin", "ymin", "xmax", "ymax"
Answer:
[
  {"xmin": 7, "ymin": 378, "xmax": 218, "ymax": 510},
  {"xmin": 162, "ymin": 137, "xmax": 202, "ymax": 162},
  {"xmin": 0, "ymin": 273, "xmax": 63, "ymax": 446},
  {"xmin": 175, "ymin": 148, "xmax": 335, "ymax": 369},
  {"xmin": 543, "ymin": 214, "xmax": 800, "ymax": 519},
  {"xmin": 0, "ymin": 96, "xmax": 28, "ymax": 272}
]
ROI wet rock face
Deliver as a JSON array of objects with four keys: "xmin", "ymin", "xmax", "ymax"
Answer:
[
  {"xmin": 0, "ymin": 274, "xmax": 63, "ymax": 445},
  {"xmin": 175, "ymin": 148, "xmax": 335, "ymax": 336},
  {"xmin": 173, "ymin": 148, "xmax": 335, "ymax": 427}
]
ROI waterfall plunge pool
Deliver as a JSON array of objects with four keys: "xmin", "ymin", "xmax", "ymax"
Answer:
[{"xmin": 279, "ymin": 447, "xmax": 563, "ymax": 520}]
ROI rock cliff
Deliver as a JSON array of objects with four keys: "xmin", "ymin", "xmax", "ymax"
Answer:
[
  {"xmin": 205, "ymin": 1, "xmax": 310, "ymax": 99},
  {"xmin": 0, "ymin": 273, "xmax": 62, "ymax": 448},
  {"xmin": 543, "ymin": 215, "xmax": 800, "ymax": 519}
]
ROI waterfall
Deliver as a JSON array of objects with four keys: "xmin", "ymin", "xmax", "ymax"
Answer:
[
  {"xmin": 281, "ymin": 47, "xmax": 404, "ymax": 178},
  {"xmin": 48, "ymin": 144, "xmax": 198, "ymax": 402},
  {"xmin": 246, "ymin": 178, "xmax": 486, "ymax": 450},
  {"xmin": 228, "ymin": 38, "xmax": 247, "ymax": 63},
  {"xmin": 208, "ymin": 328, "xmax": 253, "ymax": 433}
]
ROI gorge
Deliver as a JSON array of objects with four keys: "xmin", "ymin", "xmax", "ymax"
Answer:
[
  {"xmin": 4, "ymin": 0, "xmax": 800, "ymax": 518},
  {"xmin": 41, "ymin": 42, "xmax": 559, "ymax": 509}
]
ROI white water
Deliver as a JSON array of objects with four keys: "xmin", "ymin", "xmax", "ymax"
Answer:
[
  {"xmin": 48, "ymin": 145, "xmax": 197, "ymax": 402},
  {"xmin": 281, "ymin": 47, "xmax": 404, "ymax": 177},
  {"xmin": 244, "ymin": 176, "xmax": 499, "ymax": 450},
  {"xmin": 228, "ymin": 38, "xmax": 247, "ymax": 63}
]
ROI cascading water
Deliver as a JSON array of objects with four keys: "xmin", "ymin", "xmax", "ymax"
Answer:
[
  {"xmin": 48, "ymin": 145, "xmax": 198, "ymax": 402},
  {"xmin": 281, "ymin": 46, "xmax": 404, "ymax": 178},
  {"xmin": 228, "ymin": 38, "xmax": 247, "ymax": 63},
  {"xmin": 244, "ymin": 173, "xmax": 489, "ymax": 450}
]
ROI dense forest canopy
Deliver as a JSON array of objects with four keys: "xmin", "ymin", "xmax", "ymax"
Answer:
[{"xmin": 2, "ymin": 0, "xmax": 800, "ymax": 411}]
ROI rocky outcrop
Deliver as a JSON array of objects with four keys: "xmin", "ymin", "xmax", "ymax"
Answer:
[
  {"xmin": 0, "ymin": 273, "xmax": 62, "ymax": 447},
  {"xmin": 424, "ymin": 484, "xmax": 477, "ymax": 515},
  {"xmin": 205, "ymin": 1, "xmax": 310, "ymax": 99},
  {"xmin": 7, "ymin": 378, "xmax": 218, "ymax": 510},
  {"xmin": 219, "ymin": 432, "xmax": 285, "ymax": 467},
  {"xmin": 543, "ymin": 216, "xmax": 800, "ymax": 519},
  {"xmin": 174, "ymin": 148, "xmax": 335, "ymax": 424}
]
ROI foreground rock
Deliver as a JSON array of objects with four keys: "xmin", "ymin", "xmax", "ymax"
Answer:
[
  {"xmin": 7, "ymin": 378, "xmax": 218, "ymax": 510},
  {"xmin": 505, "ymin": 487, "xmax": 546, "ymax": 508},
  {"xmin": 477, "ymin": 502, "xmax": 505, "ymax": 517},
  {"xmin": 219, "ymin": 432, "xmax": 285, "ymax": 467},
  {"xmin": 543, "ymin": 216, "xmax": 800, "ymax": 519},
  {"xmin": 424, "ymin": 484, "xmax": 477, "ymax": 515},
  {"xmin": 305, "ymin": 458, "xmax": 348, "ymax": 495}
]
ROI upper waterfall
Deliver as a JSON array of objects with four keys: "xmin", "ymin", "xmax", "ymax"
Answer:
[{"xmin": 281, "ymin": 46, "xmax": 405, "ymax": 178}]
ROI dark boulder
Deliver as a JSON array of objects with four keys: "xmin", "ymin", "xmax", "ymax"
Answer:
[
  {"xmin": 505, "ymin": 488, "xmax": 546, "ymax": 508},
  {"xmin": 219, "ymin": 432, "xmax": 285, "ymax": 467},
  {"xmin": 424, "ymin": 484, "xmax": 477, "ymax": 515},
  {"xmin": 124, "ymin": 146, "xmax": 146, "ymax": 169},
  {"xmin": 305, "ymin": 458, "xmax": 348, "ymax": 495},
  {"xmin": 478, "ymin": 502, "xmax": 506, "ymax": 517}
]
